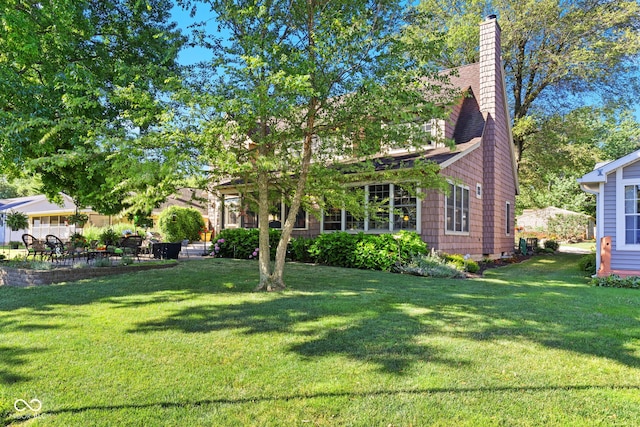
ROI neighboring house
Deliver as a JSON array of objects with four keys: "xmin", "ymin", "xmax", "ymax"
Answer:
[
  {"xmin": 517, "ymin": 207, "xmax": 594, "ymax": 240},
  {"xmin": 211, "ymin": 16, "xmax": 519, "ymax": 259},
  {"xmin": 0, "ymin": 194, "xmax": 100, "ymax": 244},
  {"xmin": 578, "ymin": 150, "xmax": 640, "ymax": 277}
]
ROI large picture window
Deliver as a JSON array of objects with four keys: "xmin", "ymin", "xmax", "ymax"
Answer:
[
  {"xmin": 322, "ymin": 184, "xmax": 418, "ymax": 232},
  {"xmin": 445, "ymin": 183, "xmax": 469, "ymax": 233},
  {"xmin": 624, "ymin": 184, "xmax": 640, "ymax": 245}
]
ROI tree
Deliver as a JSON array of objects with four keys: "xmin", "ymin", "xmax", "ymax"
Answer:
[
  {"xmin": 176, "ymin": 0, "xmax": 453, "ymax": 290},
  {"xmin": 413, "ymin": 0, "xmax": 640, "ymax": 163},
  {"xmin": 516, "ymin": 107, "xmax": 602, "ymax": 215},
  {"xmin": 600, "ymin": 110, "xmax": 640, "ymax": 161},
  {"xmin": 0, "ymin": 0, "xmax": 186, "ymax": 213}
]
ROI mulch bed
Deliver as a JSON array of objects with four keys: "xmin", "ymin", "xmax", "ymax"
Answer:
[{"xmin": 467, "ymin": 253, "xmax": 533, "ymax": 278}]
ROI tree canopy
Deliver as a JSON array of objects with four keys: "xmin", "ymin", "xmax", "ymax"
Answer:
[
  {"xmin": 173, "ymin": 0, "xmax": 454, "ymax": 290},
  {"xmin": 413, "ymin": 0, "xmax": 640, "ymax": 162},
  {"xmin": 0, "ymin": 0, "xmax": 185, "ymax": 213}
]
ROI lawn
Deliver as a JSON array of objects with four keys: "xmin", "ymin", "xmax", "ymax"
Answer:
[{"xmin": 1, "ymin": 254, "xmax": 640, "ymax": 426}]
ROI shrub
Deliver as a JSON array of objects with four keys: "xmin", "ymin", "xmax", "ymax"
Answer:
[
  {"xmin": 307, "ymin": 231, "xmax": 427, "ymax": 271},
  {"xmin": 214, "ymin": 228, "xmax": 281, "ymax": 260},
  {"xmin": 592, "ymin": 274, "xmax": 640, "ymax": 289},
  {"xmin": 578, "ymin": 252, "xmax": 597, "ymax": 276},
  {"xmin": 288, "ymin": 237, "xmax": 315, "ymax": 263},
  {"xmin": 443, "ymin": 253, "xmax": 480, "ymax": 273},
  {"xmin": 396, "ymin": 253, "xmax": 465, "ymax": 278},
  {"xmin": 158, "ymin": 206, "xmax": 205, "ymax": 243},
  {"xmin": 308, "ymin": 232, "xmax": 359, "ymax": 268},
  {"xmin": 544, "ymin": 239, "xmax": 559, "ymax": 251},
  {"xmin": 99, "ymin": 229, "xmax": 120, "ymax": 246},
  {"xmin": 547, "ymin": 213, "xmax": 591, "ymax": 241}
]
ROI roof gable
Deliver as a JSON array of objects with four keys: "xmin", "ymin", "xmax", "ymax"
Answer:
[{"xmin": 578, "ymin": 149, "xmax": 640, "ymax": 184}]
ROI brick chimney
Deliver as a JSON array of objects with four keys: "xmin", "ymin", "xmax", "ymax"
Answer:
[{"xmin": 479, "ymin": 15, "xmax": 502, "ymax": 117}]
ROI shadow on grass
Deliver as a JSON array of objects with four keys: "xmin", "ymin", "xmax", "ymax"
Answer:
[
  {"xmin": 21, "ymin": 383, "xmax": 640, "ymax": 420},
  {"xmin": 3, "ymin": 254, "xmax": 640, "ymax": 377},
  {"xmin": 0, "ymin": 345, "xmax": 45, "ymax": 385},
  {"xmin": 130, "ymin": 254, "xmax": 640, "ymax": 373}
]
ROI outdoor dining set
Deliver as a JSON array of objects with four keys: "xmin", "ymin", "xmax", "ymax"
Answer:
[{"xmin": 21, "ymin": 233, "xmax": 146, "ymax": 264}]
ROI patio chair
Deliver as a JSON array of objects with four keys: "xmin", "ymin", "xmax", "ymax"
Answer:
[
  {"xmin": 22, "ymin": 233, "xmax": 49, "ymax": 260},
  {"xmin": 120, "ymin": 235, "xmax": 144, "ymax": 262},
  {"xmin": 45, "ymin": 234, "xmax": 68, "ymax": 263}
]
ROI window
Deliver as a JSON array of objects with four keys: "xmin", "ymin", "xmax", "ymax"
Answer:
[
  {"xmin": 445, "ymin": 183, "xmax": 469, "ymax": 233},
  {"xmin": 323, "ymin": 184, "xmax": 418, "ymax": 232},
  {"xmin": 506, "ymin": 202, "xmax": 511, "ymax": 235},
  {"xmin": 624, "ymin": 184, "xmax": 640, "ymax": 244},
  {"xmin": 369, "ymin": 184, "xmax": 391, "ymax": 230},
  {"xmin": 394, "ymin": 186, "xmax": 417, "ymax": 230},
  {"xmin": 234, "ymin": 197, "xmax": 307, "ymax": 230},
  {"xmin": 323, "ymin": 207, "xmax": 342, "ymax": 231},
  {"xmin": 223, "ymin": 196, "xmax": 241, "ymax": 228}
]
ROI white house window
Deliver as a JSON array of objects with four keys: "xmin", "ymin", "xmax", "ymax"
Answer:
[
  {"xmin": 323, "ymin": 184, "xmax": 418, "ymax": 232},
  {"xmin": 445, "ymin": 183, "xmax": 469, "ymax": 234},
  {"xmin": 624, "ymin": 184, "xmax": 640, "ymax": 244}
]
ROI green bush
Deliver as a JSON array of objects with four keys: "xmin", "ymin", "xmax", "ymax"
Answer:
[
  {"xmin": 592, "ymin": 274, "xmax": 640, "ymax": 289},
  {"xmin": 99, "ymin": 228, "xmax": 120, "ymax": 246},
  {"xmin": 396, "ymin": 253, "xmax": 465, "ymax": 278},
  {"xmin": 288, "ymin": 237, "xmax": 315, "ymax": 263},
  {"xmin": 544, "ymin": 239, "xmax": 559, "ymax": 251},
  {"xmin": 158, "ymin": 206, "xmax": 205, "ymax": 243},
  {"xmin": 443, "ymin": 253, "xmax": 480, "ymax": 273},
  {"xmin": 308, "ymin": 231, "xmax": 427, "ymax": 271},
  {"xmin": 578, "ymin": 252, "xmax": 597, "ymax": 276},
  {"xmin": 308, "ymin": 232, "xmax": 359, "ymax": 268},
  {"xmin": 214, "ymin": 228, "xmax": 281, "ymax": 260}
]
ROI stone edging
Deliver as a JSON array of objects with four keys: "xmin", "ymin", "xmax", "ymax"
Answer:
[{"xmin": 0, "ymin": 262, "xmax": 178, "ymax": 287}]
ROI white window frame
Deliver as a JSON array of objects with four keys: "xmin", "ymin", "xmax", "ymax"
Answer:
[
  {"xmin": 444, "ymin": 182, "xmax": 470, "ymax": 235},
  {"xmin": 616, "ymin": 168, "xmax": 640, "ymax": 251},
  {"xmin": 321, "ymin": 184, "xmax": 421, "ymax": 233}
]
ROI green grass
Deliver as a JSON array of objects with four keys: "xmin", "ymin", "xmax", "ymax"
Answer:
[{"xmin": 1, "ymin": 254, "xmax": 640, "ymax": 426}]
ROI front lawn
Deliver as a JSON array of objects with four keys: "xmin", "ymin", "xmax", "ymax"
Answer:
[{"xmin": 2, "ymin": 254, "xmax": 640, "ymax": 426}]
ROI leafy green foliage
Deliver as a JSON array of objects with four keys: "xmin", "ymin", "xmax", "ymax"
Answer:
[
  {"xmin": 157, "ymin": 206, "xmax": 205, "ymax": 243},
  {"xmin": 579, "ymin": 253, "xmax": 597, "ymax": 276},
  {"xmin": 4, "ymin": 211, "xmax": 28, "ymax": 231},
  {"xmin": 214, "ymin": 228, "xmax": 281, "ymax": 260},
  {"xmin": 543, "ymin": 239, "xmax": 559, "ymax": 252},
  {"xmin": 395, "ymin": 253, "xmax": 465, "ymax": 278},
  {"xmin": 0, "ymin": 0, "xmax": 185, "ymax": 213},
  {"xmin": 174, "ymin": 0, "xmax": 453, "ymax": 289},
  {"xmin": 592, "ymin": 274, "xmax": 640, "ymax": 289},
  {"xmin": 546, "ymin": 214, "xmax": 592, "ymax": 241},
  {"xmin": 307, "ymin": 231, "xmax": 428, "ymax": 272},
  {"xmin": 414, "ymin": 0, "xmax": 640, "ymax": 163},
  {"xmin": 442, "ymin": 253, "xmax": 480, "ymax": 273},
  {"xmin": 288, "ymin": 237, "xmax": 315, "ymax": 263},
  {"xmin": 98, "ymin": 229, "xmax": 120, "ymax": 246}
]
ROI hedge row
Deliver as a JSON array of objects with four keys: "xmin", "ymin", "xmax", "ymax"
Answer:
[{"xmin": 211, "ymin": 229, "xmax": 428, "ymax": 272}]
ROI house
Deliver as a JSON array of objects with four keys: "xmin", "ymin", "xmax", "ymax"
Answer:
[
  {"xmin": 211, "ymin": 16, "xmax": 519, "ymax": 259},
  {"xmin": 0, "ymin": 194, "xmax": 100, "ymax": 244},
  {"xmin": 578, "ymin": 149, "xmax": 640, "ymax": 277}
]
